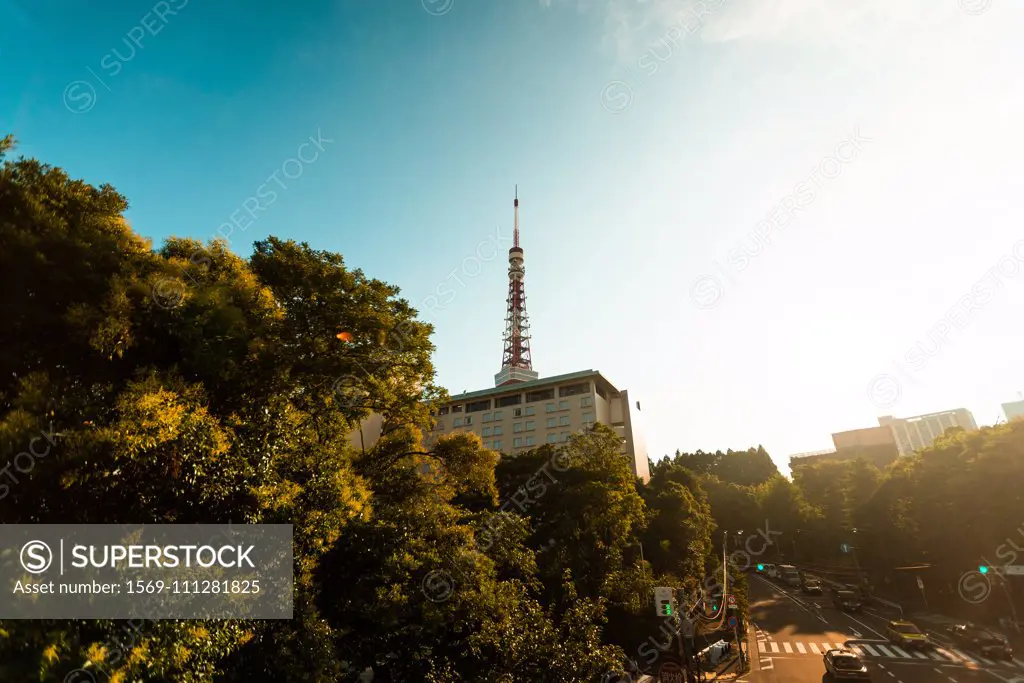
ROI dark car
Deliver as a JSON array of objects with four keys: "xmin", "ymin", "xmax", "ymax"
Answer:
[
  {"xmin": 947, "ymin": 624, "xmax": 1014, "ymax": 660},
  {"xmin": 833, "ymin": 589, "xmax": 862, "ymax": 612},
  {"xmin": 823, "ymin": 648, "xmax": 871, "ymax": 679},
  {"xmin": 886, "ymin": 620, "xmax": 930, "ymax": 650},
  {"xmin": 803, "ymin": 578, "xmax": 823, "ymax": 595}
]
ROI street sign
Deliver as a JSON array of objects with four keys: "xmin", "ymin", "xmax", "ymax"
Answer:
[
  {"xmin": 841, "ymin": 543, "xmax": 851, "ymax": 553},
  {"xmin": 727, "ymin": 594, "xmax": 737, "ymax": 606},
  {"xmin": 657, "ymin": 661, "xmax": 685, "ymax": 683},
  {"xmin": 1006, "ymin": 565, "xmax": 1024, "ymax": 575},
  {"xmin": 728, "ymin": 615, "xmax": 738, "ymax": 628}
]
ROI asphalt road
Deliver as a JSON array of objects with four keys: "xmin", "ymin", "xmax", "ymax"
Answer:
[{"xmin": 742, "ymin": 572, "xmax": 1024, "ymax": 683}]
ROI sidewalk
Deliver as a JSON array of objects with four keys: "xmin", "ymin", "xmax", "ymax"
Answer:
[
  {"xmin": 698, "ymin": 643, "xmax": 750, "ymax": 681},
  {"xmin": 701, "ymin": 654, "xmax": 745, "ymax": 681}
]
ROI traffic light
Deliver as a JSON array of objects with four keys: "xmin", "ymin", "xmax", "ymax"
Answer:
[
  {"xmin": 757, "ymin": 564, "xmax": 764, "ymax": 571},
  {"xmin": 979, "ymin": 565, "xmax": 989, "ymax": 574},
  {"xmin": 653, "ymin": 586, "xmax": 675, "ymax": 618}
]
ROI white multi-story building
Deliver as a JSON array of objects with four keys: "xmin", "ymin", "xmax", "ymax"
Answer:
[
  {"xmin": 877, "ymin": 409, "xmax": 977, "ymax": 456},
  {"xmin": 425, "ymin": 369, "xmax": 650, "ymax": 482},
  {"xmin": 1002, "ymin": 399, "xmax": 1024, "ymax": 423}
]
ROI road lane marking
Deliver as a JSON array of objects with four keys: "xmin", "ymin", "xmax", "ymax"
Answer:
[
  {"xmin": 891, "ymin": 646, "xmax": 911, "ymax": 658},
  {"xmin": 951, "ymin": 649, "xmax": 975, "ymax": 663},
  {"xmin": 783, "ymin": 642, "xmax": 793, "ymax": 653},
  {"xmin": 839, "ymin": 610, "xmax": 890, "ymax": 639},
  {"xmin": 860, "ymin": 644, "xmax": 879, "ymax": 656},
  {"xmin": 876, "ymin": 645, "xmax": 896, "ymax": 657},
  {"xmin": 796, "ymin": 642, "xmax": 806, "ymax": 654},
  {"xmin": 936, "ymin": 648, "xmax": 961, "ymax": 662},
  {"xmin": 929, "ymin": 651, "xmax": 946, "ymax": 661},
  {"xmin": 770, "ymin": 642, "xmax": 779, "ymax": 653},
  {"xmin": 913, "ymin": 651, "xmax": 928, "ymax": 659},
  {"xmin": 810, "ymin": 643, "xmax": 820, "ymax": 654},
  {"xmin": 757, "ymin": 642, "xmax": 766, "ymax": 653},
  {"xmin": 754, "ymin": 574, "xmax": 829, "ymax": 624}
]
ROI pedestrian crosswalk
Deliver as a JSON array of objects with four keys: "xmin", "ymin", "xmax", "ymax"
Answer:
[{"xmin": 756, "ymin": 640, "xmax": 1024, "ymax": 669}]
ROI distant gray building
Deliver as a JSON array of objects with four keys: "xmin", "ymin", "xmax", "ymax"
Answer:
[{"xmin": 878, "ymin": 409, "xmax": 977, "ymax": 456}]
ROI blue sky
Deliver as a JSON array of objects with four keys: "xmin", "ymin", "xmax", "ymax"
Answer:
[{"xmin": 4, "ymin": 0, "xmax": 1024, "ymax": 475}]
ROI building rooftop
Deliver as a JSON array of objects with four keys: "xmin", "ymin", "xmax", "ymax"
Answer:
[{"xmin": 446, "ymin": 369, "xmax": 621, "ymax": 402}]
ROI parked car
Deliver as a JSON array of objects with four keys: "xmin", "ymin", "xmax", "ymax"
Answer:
[
  {"xmin": 886, "ymin": 620, "xmax": 930, "ymax": 650},
  {"xmin": 832, "ymin": 589, "xmax": 862, "ymax": 612},
  {"xmin": 802, "ymin": 578, "xmax": 823, "ymax": 595},
  {"xmin": 823, "ymin": 648, "xmax": 871, "ymax": 679},
  {"xmin": 947, "ymin": 624, "xmax": 1014, "ymax": 661}
]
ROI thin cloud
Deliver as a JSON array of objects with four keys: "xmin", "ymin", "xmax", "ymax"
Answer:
[{"xmin": 544, "ymin": 0, "xmax": 996, "ymax": 65}]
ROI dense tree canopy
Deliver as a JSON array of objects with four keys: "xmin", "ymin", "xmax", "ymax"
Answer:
[
  {"xmin": 0, "ymin": 136, "xmax": 725, "ymax": 681},
  {"xmin": 674, "ymin": 417, "xmax": 1024, "ymax": 622}
]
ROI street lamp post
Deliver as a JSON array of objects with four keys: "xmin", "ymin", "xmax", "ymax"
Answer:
[{"xmin": 849, "ymin": 529, "xmax": 870, "ymax": 596}]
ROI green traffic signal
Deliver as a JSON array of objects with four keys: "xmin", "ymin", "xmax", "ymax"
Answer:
[
  {"xmin": 979, "ymin": 565, "xmax": 989, "ymax": 574},
  {"xmin": 757, "ymin": 564, "xmax": 764, "ymax": 571},
  {"xmin": 659, "ymin": 600, "xmax": 672, "ymax": 616}
]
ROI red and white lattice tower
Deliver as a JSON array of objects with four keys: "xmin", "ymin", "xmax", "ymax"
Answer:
[{"xmin": 494, "ymin": 186, "xmax": 540, "ymax": 387}]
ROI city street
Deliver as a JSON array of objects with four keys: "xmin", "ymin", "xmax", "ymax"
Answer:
[{"xmin": 744, "ymin": 573, "xmax": 1024, "ymax": 683}]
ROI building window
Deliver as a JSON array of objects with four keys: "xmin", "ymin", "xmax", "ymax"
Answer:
[
  {"xmin": 559, "ymin": 400, "xmax": 568, "ymax": 411},
  {"xmin": 482, "ymin": 427, "xmax": 492, "ymax": 437},
  {"xmin": 525, "ymin": 436, "xmax": 536, "ymax": 446},
  {"xmin": 546, "ymin": 417, "xmax": 556, "ymax": 428},
  {"xmin": 493, "ymin": 426, "xmax": 503, "ymax": 436},
  {"xmin": 582, "ymin": 412, "xmax": 593, "ymax": 423},
  {"xmin": 493, "ymin": 440, "xmax": 502, "ymax": 450},
  {"xmin": 466, "ymin": 399, "xmax": 491, "ymax": 413},
  {"xmin": 561, "ymin": 432, "xmax": 570, "ymax": 442},
  {"xmin": 546, "ymin": 403, "xmax": 556, "ymax": 413},
  {"xmin": 525, "ymin": 406, "xmax": 536, "ymax": 416},
  {"xmin": 525, "ymin": 421, "xmax": 535, "ymax": 431},
  {"xmin": 559, "ymin": 382, "xmax": 590, "ymax": 397},
  {"xmin": 559, "ymin": 415, "xmax": 570, "ymax": 427},
  {"xmin": 513, "ymin": 408, "xmax": 523, "ymax": 418},
  {"xmin": 483, "ymin": 412, "xmax": 493, "ymax": 422},
  {"xmin": 526, "ymin": 388, "xmax": 555, "ymax": 402},
  {"xmin": 581, "ymin": 396, "xmax": 593, "ymax": 407},
  {"xmin": 493, "ymin": 410, "xmax": 503, "ymax": 420},
  {"xmin": 453, "ymin": 417, "xmax": 463, "ymax": 427},
  {"xmin": 497, "ymin": 394, "xmax": 522, "ymax": 407},
  {"xmin": 513, "ymin": 437, "xmax": 523, "ymax": 448},
  {"xmin": 438, "ymin": 406, "xmax": 450, "ymax": 415},
  {"xmin": 464, "ymin": 415, "xmax": 473, "ymax": 425},
  {"xmin": 547, "ymin": 433, "xmax": 557, "ymax": 443},
  {"xmin": 451, "ymin": 405, "xmax": 463, "ymax": 413},
  {"xmin": 596, "ymin": 385, "xmax": 608, "ymax": 401},
  {"xmin": 514, "ymin": 423, "xmax": 523, "ymax": 433}
]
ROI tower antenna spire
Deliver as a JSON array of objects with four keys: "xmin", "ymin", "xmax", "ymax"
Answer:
[
  {"xmin": 494, "ymin": 187, "xmax": 538, "ymax": 387},
  {"xmin": 513, "ymin": 185, "xmax": 519, "ymax": 248}
]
